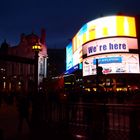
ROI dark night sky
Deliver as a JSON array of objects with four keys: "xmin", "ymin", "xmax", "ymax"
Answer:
[{"xmin": 0, "ymin": 0, "xmax": 140, "ymax": 49}]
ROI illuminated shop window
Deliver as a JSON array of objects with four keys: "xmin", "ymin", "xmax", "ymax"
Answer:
[
  {"xmin": 116, "ymin": 88, "xmax": 127, "ymax": 92},
  {"xmin": 3, "ymin": 82, "xmax": 6, "ymax": 89},
  {"xmin": 9, "ymin": 82, "xmax": 11, "ymax": 90},
  {"xmin": 18, "ymin": 81, "xmax": 22, "ymax": 90}
]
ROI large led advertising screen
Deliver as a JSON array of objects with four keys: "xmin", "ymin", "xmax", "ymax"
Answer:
[
  {"xmin": 83, "ymin": 53, "xmax": 140, "ymax": 76},
  {"xmin": 73, "ymin": 46, "xmax": 83, "ymax": 66},
  {"xmin": 72, "ymin": 16, "xmax": 136, "ymax": 53},
  {"xmin": 82, "ymin": 37, "xmax": 138, "ymax": 56}
]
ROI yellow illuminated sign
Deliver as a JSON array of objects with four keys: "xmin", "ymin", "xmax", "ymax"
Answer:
[{"xmin": 73, "ymin": 16, "xmax": 136, "ymax": 53}]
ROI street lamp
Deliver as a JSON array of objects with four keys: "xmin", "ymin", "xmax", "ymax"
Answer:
[
  {"xmin": 32, "ymin": 43, "xmax": 41, "ymax": 94},
  {"xmin": 31, "ymin": 43, "xmax": 42, "ymax": 125}
]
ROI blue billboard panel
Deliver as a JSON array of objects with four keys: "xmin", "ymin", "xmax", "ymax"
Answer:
[
  {"xmin": 65, "ymin": 63, "xmax": 82, "ymax": 75},
  {"xmin": 78, "ymin": 24, "xmax": 87, "ymax": 36},
  {"xmin": 93, "ymin": 57, "xmax": 122, "ymax": 65},
  {"xmin": 66, "ymin": 42, "xmax": 73, "ymax": 70}
]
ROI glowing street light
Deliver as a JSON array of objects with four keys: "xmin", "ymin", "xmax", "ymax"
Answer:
[
  {"xmin": 32, "ymin": 44, "xmax": 41, "ymax": 51},
  {"xmin": 32, "ymin": 43, "xmax": 42, "ymax": 93}
]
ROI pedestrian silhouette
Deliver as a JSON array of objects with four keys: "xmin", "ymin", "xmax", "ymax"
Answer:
[{"xmin": 16, "ymin": 93, "xmax": 31, "ymax": 134}]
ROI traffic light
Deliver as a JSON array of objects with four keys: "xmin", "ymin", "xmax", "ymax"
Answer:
[{"xmin": 97, "ymin": 66, "xmax": 103, "ymax": 76}]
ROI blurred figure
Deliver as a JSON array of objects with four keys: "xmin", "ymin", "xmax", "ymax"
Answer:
[{"xmin": 16, "ymin": 93, "xmax": 31, "ymax": 134}]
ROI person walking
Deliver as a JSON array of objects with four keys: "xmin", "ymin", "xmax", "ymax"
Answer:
[{"xmin": 16, "ymin": 93, "xmax": 31, "ymax": 135}]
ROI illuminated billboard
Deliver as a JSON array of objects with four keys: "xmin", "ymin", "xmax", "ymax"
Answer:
[
  {"xmin": 66, "ymin": 42, "xmax": 73, "ymax": 70},
  {"xmin": 73, "ymin": 16, "xmax": 136, "ymax": 53},
  {"xmin": 82, "ymin": 37, "xmax": 138, "ymax": 56},
  {"xmin": 73, "ymin": 46, "xmax": 83, "ymax": 66},
  {"xmin": 65, "ymin": 63, "xmax": 82, "ymax": 75},
  {"xmin": 83, "ymin": 53, "xmax": 140, "ymax": 76}
]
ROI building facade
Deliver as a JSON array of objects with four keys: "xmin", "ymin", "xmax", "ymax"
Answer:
[
  {"xmin": 0, "ymin": 29, "xmax": 47, "ymax": 94},
  {"xmin": 47, "ymin": 48, "xmax": 66, "ymax": 78},
  {"xmin": 65, "ymin": 15, "xmax": 140, "ymax": 92}
]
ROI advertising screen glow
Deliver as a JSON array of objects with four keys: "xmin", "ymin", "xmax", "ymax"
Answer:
[
  {"xmin": 83, "ymin": 53, "xmax": 140, "ymax": 76},
  {"xmin": 73, "ymin": 46, "xmax": 83, "ymax": 66},
  {"xmin": 73, "ymin": 16, "xmax": 136, "ymax": 53}
]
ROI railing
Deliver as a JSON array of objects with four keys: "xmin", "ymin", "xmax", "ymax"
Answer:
[{"xmin": 43, "ymin": 93, "xmax": 140, "ymax": 140}]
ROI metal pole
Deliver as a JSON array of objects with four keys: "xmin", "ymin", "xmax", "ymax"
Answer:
[
  {"xmin": 34, "ymin": 51, "xmax": 39, "ymax": 94},
  {"xmin": 31, "ymin": 50, "xmax": 39, "ymax": 126},
  {"xmin": 96, "ymin": 59, "xmax": 99, "ymax": 93}
]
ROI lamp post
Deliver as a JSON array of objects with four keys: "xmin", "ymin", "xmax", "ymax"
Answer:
[
  {"xmin": 96, "ymin": 59, "xmax": 99, "ymax": 93},
  {"xmin": 32, "ymin": 43, "xmax": 41, "ymax": 94},
  {"xmin": 31, "ymin": 43, "xmax": 42, "ymax": 126}
]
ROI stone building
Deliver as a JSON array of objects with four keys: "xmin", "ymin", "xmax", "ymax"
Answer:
[{"xmin": 0, "ymin": 29, "xmax": 47, "ymax": 94}]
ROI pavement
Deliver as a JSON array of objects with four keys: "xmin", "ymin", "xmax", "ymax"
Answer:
[
  {"xmin": 0, "ymin": 100, "xmax": 30, "ymax": 140},
  {"xmin": 1, "ymin": 95, "xmax": 136, "ymax": 140},
  {"xmin": 0, "ymin": 99, "xmax": 74, "ymax": 140}
]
